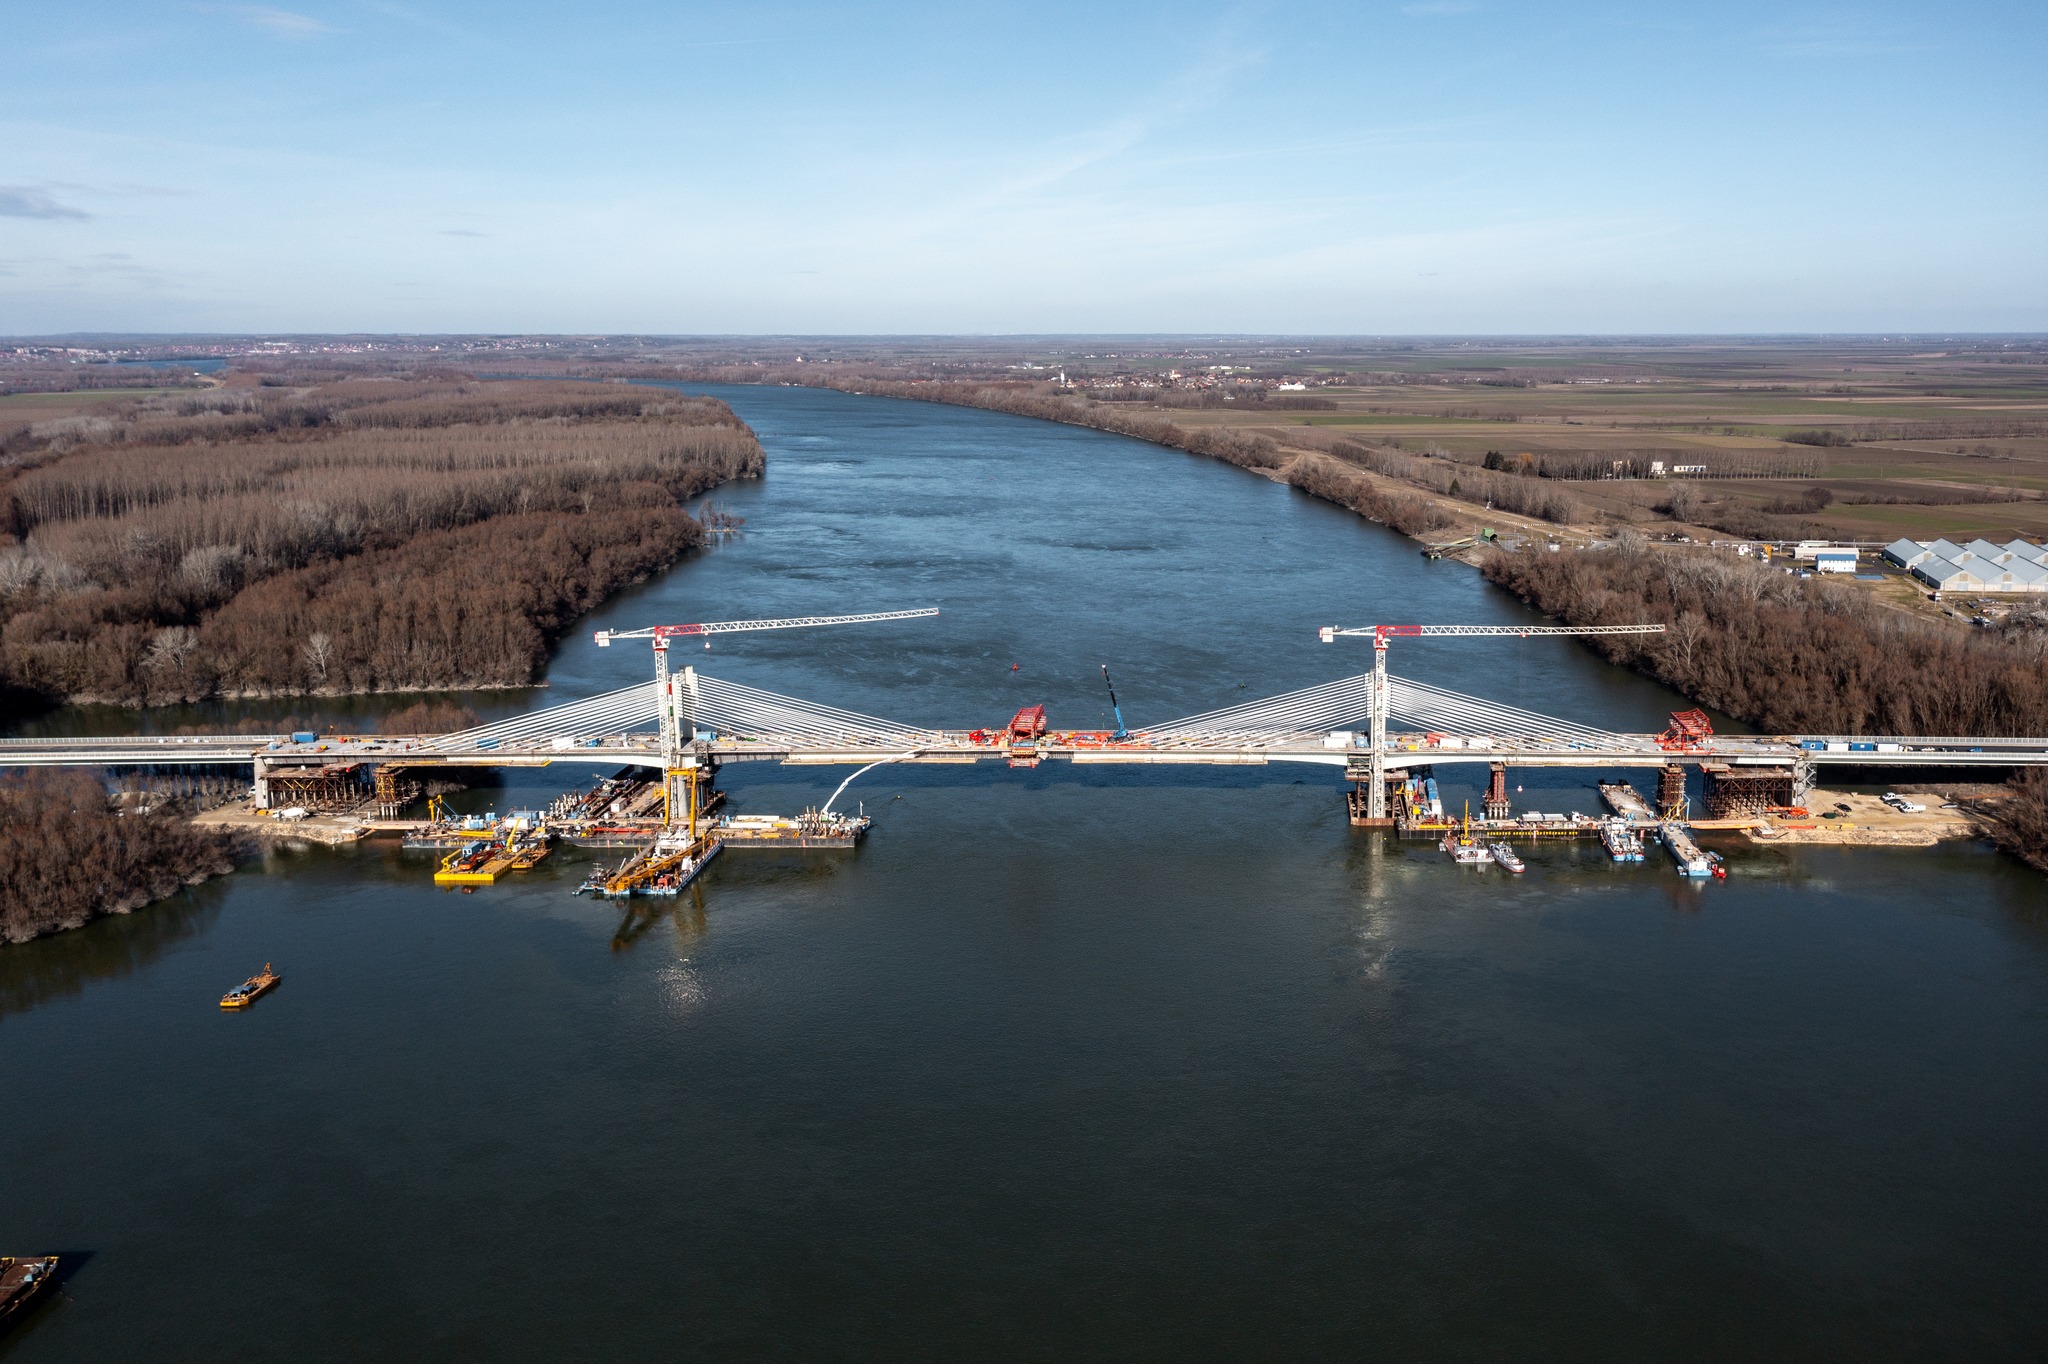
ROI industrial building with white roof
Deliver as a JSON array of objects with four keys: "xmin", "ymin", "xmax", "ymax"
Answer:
[{"xmin": 1882, "ymin": 538, "xmax": 2048, "ymax": 592}]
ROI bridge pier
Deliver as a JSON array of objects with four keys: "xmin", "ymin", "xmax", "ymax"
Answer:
[
  {"xmin": 1485, "ymin": 762, "xmax": 1512, "ymax": 820},
  {"xmin": 1657, "ymin": 764, "xmax": 1689, "ymax": 821},
  {"xmin": 252, "ymin": 756, "xmax": 270, "ymax": 811}
]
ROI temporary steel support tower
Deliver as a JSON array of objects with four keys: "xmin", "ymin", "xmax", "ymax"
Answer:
[
  {"xmin": 596, "ymin": 609, "xmax": 940, "ymax": 830},
  {"xmin": 1317, "ymin": 623, "xmax": 1669, "ymax": 822}
]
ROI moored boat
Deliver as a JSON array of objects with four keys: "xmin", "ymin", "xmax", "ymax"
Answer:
[
  {"xmin": 0, "ymin": 1256, "xmax": 59, "ymax": 1333},
  {"xmin": 1488, "ymin": 842, "xmax": 1525, "ymax": 873},
  {"xmin": 1441, "ymin": 831, "xmax": 1491, "ymax": 864},
  {"xmin": 220, "ymin": 963, "xmax": 281, "ymax": 1009},
  {"xmin": 1599, "ymin": 819, "xmax": 1646, "ymax": 862},
  {"xmin": 579, "ymin": 834, "xmax": 722, "ymax": 897},
  {"xmin": 1659, "ymin": 823, "xmax": 1715, "ymax": 878},
  {"xmin": 1441, "ymin": 803, "xmax": 1492, "ymax": 863}
]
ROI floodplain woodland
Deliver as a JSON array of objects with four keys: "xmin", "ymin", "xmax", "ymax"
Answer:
[{"xmin": 0, "ymin": 374, "xmax": 763, "ymax": 705}]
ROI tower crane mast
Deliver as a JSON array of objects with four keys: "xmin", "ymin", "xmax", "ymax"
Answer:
[
  {"xmin": 1317, "ymin": 622, "xmax": 1667, "ymax": 822},
  {"xmin": 596, "ymin": 607, "xmax": 939, "ymax": 829}
]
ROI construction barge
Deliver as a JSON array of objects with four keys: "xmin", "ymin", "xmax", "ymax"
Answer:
[
  {"xmin": 578, "ymin": 832, "xmax": 722, "ymax": 898},
  {"xmin": 0, "ymin": 1256, "xmax": 59, "ymax": 1335}
]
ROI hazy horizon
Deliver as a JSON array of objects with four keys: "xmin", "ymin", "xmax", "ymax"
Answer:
[{"xmin": 5, "ymin": 1, "xmax": 2043, "ymax": 335}]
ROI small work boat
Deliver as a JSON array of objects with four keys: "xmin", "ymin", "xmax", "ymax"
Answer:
[
  {"xmin": 0, "ymin": 1256, "xmax": 59, "ymax": 1334},
  {"xmin": 1599, "ymin": 819, "xmax": 1646, "ymax": 862},
  {"xmin": 220, "ymin": 963, "xmax": 281, "ymax": 1009},
  {"xmin": 1441, "ymin": 830, "xmax": 1491, "ymax": 864},
  {"xmin": 1487, "ymin": 842, "xmax": 1525, "ymax": 873},
  {"xmin": 1441, "ymin": 803, "xmax": 1492, "ymax": 864}
]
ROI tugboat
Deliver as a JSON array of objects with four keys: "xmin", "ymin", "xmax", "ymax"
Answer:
[
  {"xmin": 220, "ymin": 963, "xmax": 281, "ymax": 1009},
  {"xmin": 1487, "ymin": 842, "xmax": 1525, "ymax": 873},
  {"xmin": 0, "ymin": 1256, "xmax": 58, "ymax": 1334}
]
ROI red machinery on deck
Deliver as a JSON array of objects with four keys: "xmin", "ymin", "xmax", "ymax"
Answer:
[
  {"xmin": 1660, "ymin": 709, "xmax": 1714, "ymax": 751},
  {"xmin": 1006, "ymin": 705, "xmax": 1048, "ymax": 767}
]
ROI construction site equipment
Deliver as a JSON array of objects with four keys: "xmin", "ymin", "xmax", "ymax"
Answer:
[
  {"xmin": 1660, "ymin": 709, "xmax": 1714, "ymax": 751},
  {"xmin": 1007, "ymin": 705, "xmax": 1048, "ymax": 767},
  {"xmin": 592, "ymin": 608, "xmax": 939, "ymax": 830},
  {"xmin": 434, "ymin": 832, "xmax": 553, "ymax": 885},
  {"xmin": 579, "ymin": 833, "xmax": 720, "ymax": 898},
  {"xmin": 1316, "ymin": 623, "xmax": 1669, "ymax": 823},
  {"xmin": 1101, "ymin": 665, "xmax": 1131, "ymax": 741}
]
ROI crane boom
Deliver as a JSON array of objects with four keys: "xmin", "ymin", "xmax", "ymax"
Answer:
[
  {"xmin": 1319, "ymin": 623, "xmax": 1667, "ymax": 644},
  {"xmin": 593, "ymin": 606, "xmax": 941, "ymax": 832},
  {"xmin": 596, "ymin": 608, "xmax": 939, "ymax": 647},
  {"xmin": 1315, "ymin": 621, "xmax": 1668, "ymax": 823}
]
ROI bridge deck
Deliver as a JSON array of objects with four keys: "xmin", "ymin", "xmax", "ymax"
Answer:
[{"xmin": 3, "ymin": 731, "xmax": 2045, "ymax": 769}]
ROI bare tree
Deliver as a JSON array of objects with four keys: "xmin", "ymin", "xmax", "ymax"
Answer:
[
  {"xmin": 302, "ymin": 632, "xmax": 333, "ymax": 684},
  {"xmin": 1667, "ymin": 611, "xmax": 1708, "ymax": 672}
]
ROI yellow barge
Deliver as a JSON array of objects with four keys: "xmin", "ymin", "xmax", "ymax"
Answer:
[
  {"xmin": 220, "ymin": 964, "xmax": 280, "ymax": 1009},
  {"xmin": 434, "ymin": 836, "xmax": 553, "ymax": 886}
]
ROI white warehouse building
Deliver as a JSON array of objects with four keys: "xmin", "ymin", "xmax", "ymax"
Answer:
[{"xmin": 1883, "ymin": 537, "xmax": 2048, "ymax": 593}]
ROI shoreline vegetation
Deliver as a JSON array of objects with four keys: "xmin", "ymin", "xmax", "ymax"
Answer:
[
  {"xmin": 0, "ymin": 372, "xmax": 763, "ymax": 941},
  {"xmin": 0, "ymin": 770, "xmax": 240, "ymax": 944}
]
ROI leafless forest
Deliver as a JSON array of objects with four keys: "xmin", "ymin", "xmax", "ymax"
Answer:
[
  {"xmin": 0, "ymin": 770, "xmax": 240, "ymax": 943},
  {"xmin": 1483, "ymin": 544, "xmax": 2048, "ymax": 866},
  {"xmin": 0, "ymin": 377, "xmax": 763, "ymax": 703}
]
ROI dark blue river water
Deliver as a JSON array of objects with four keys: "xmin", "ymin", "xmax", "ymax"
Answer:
[{"xmin": 4, "ymin": 386, "xmax": 2047, "ymax": 1360}]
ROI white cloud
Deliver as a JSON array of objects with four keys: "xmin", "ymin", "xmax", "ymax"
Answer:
[{"xmin": 198, "ymin": 5, "xmax": 339, "ymax": 39}]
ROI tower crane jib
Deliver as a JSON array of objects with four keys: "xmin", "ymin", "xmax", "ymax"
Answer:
[
  {"xmin": 1316, "ymin": 622, "xmax": 1667, "ymax": 822},
  {"xmin": 594, "ymin": 607, "xmax": 939, "ymax": 830}
]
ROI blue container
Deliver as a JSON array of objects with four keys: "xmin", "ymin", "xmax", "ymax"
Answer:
[
  {"xmin": 291, "ymin": 731, "xmax": 317, "ymax": 744},
  {"xmin": 1850, "ymin": 742, "xmax": 1877, "ymax": 752}
]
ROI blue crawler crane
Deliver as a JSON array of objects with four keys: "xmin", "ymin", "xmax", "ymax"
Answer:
[{"xmin": 1101, "ymin": 664, "xmax": 1131, "ymax": 741}]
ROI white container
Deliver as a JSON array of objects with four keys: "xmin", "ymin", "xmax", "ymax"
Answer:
[{"xmin": 1323, "ymin": 731, "xmax": 1355, "ymax": 749}]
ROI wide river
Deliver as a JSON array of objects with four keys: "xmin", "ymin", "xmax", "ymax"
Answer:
[{"xmin": 6, "ymin": 386, "xmax": 2047, "ymax": 1360}]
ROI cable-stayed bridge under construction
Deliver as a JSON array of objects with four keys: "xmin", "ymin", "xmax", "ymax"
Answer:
[
  {"xmin": 3, "ymin": 610, "xmax": 2045, "ymax": 830},
  {"xmin": 3, "ymin": 662, "xmax": 2045, "ymax": 822}
]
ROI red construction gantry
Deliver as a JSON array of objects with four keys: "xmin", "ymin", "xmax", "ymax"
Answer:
[{"xmin": 1659, "ymin": 709, "xmax": 1714, "ymax": 751}]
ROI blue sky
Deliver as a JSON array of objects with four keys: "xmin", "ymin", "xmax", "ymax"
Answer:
[{"xmin": 3, "ymin": 1, "xmax": 2042, "ymax": 334}]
